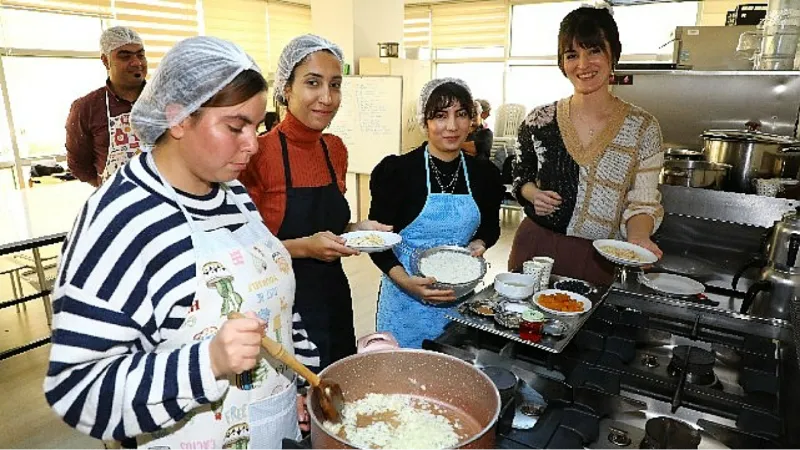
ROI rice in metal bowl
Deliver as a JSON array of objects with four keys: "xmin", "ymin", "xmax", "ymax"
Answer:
[{"xmin": 419, "ymin": 250, "xmax": 483, "ymax": 285}]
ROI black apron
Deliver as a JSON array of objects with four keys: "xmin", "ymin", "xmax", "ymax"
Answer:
[{"xmin": 276, "ymin": 131, "xmax": 356, "ymax": 369}]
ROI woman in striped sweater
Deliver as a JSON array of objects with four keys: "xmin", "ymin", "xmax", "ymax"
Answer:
[{"xmin": 44, "ymin": 37, "xmax": 318, "ymax": 449}]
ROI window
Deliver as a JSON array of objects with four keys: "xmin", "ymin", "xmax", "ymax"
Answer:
[
  {"xmin": 510, "ymin": 1, "xmax": 700, "ymax": 59},
  {"xmin": 0, "ymin": 7, "xmax": 104, "ymax": 165},
  {"xmin": 435, "ymin": 62, "xmax": 504, "ymax": 131},
  {"xmin": 614, "ymin": 3, "xmax": 700, "ymax": 59},
  {"xmin": 510, "ymin": 2, "xmax": 582, "ymax": 57},
  {"xmin": 4, "ymin": 57, "xmax": 105, "ymax": 158},
  {"xmin": 204, "ymin": 0, "xmax": 268, "ymax": 71},
  {"xmin": 107, "ymin": 0, "xmax": 200, "ymax": 72},
  {"xmin": 404, "ymin": 5, "xmax": 431, "ymax": 52},
  {"xmin": 431, "ymin": 1, "xmax": 508, "ymax": 51},
  {"xmin": 0, "ymin": 87, "xmax": 12, "ymax": 163},
  {"xmin": 435, "ymin": 47, "xmax": 504, "ymax": 60},
  {"xmin": 506, "ymin": 65, "xmax": 572, "ymax": 111},
  {"xmin": 267, "ymin": 2, "xmax": 312, "ymax": 73},
  {"xmin": 0, "ymin": 8, "xmax": 103, "ymax": 51}
]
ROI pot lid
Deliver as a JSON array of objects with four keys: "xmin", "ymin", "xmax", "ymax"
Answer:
[{"xmin": 702, "ymin": 129, "xmax": 800, "ymax": 145}]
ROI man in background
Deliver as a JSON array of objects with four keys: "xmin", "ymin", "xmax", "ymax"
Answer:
[
  {"xmin": 476, "ymin": 98, "xmax": 491, "ymax": 122},
  {"xmin": 463, "ymin": 100, "xmax": 494, "ymax": 162},
  {"xmin": 65, "ymin": 26, "xmax": 147, "ymax": 186}
]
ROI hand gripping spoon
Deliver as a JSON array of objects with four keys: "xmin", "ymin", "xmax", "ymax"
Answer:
[{"xmin": 227, "ymin": 312, "xmax": 345, "ymax": 422}]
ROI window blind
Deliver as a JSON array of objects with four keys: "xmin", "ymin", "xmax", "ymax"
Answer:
[
  {"xmin": 404, "ymin": 5, "xmax": 431, "ymax": 49},
  {"xmin": 431, "ymin": 0, "xmax": 508, "ymax": 49},
  {"xmin": 204, "ymin": 0, "xmax": 268, "ymax": 71},
  {"xmin": 108, "ymin": 0, "xmax": 199, "ymax": 71},
  {"xmin": 0, "ymin": 0, "xmax": 111, "ymax": 17},
  {"xmin": 266, "ymin": 1, "xmax": 311, "ymax": 74}
]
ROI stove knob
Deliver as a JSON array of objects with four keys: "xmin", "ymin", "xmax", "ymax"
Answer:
[
  {"xmin": 641, "ymin": 354, "xmax": 660, "ymax": 368},
  {"xmin": 608, "ymin": 426, "xmax": 632, "ymax": 447}
]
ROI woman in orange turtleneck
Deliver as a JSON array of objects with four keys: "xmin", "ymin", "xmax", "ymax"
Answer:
[{"xmin": 240, "ymin": 35, "xmax": 389, "ymax": 370}]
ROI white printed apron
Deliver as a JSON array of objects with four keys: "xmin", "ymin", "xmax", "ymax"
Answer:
[
  {"xmin": 100, "ymin": 91, "xmax": 141, "ymax": 183},
  {"xmin": 138, "ymin": 153, "xmax": 301, "ymax": 449}
]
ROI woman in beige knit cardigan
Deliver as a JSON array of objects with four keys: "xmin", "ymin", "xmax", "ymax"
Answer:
[{"xmin": 509, "ymin": 6, "xmax": 664, "ymax": 285}]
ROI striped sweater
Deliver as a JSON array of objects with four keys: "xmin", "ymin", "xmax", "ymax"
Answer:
[{"xmin": 43, "ymin": 153, "xmax": 319, "ymax": 442}]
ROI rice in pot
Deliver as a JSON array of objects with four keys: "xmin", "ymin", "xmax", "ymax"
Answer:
[{"xmin": 322, "ymin": 393, "xmax": 464, "ymax": 449}]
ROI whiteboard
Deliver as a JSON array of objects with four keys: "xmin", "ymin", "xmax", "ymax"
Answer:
[{"xmin": 327, "ymin": 76, "xmax": 403, "ymax": 175}]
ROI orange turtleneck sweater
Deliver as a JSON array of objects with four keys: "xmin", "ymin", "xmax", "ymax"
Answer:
[{"xmin": 239, "ymin": 111, "xmax": 349, "ymax": 234}]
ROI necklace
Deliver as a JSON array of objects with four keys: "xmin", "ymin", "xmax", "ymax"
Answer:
[
  {"xmin": 572, "ymin": 98, "xmax": 616, "ymax": 139},
  {"xmin": 429, "ymin": 156, "xmax": 461, "ymax": 194}
]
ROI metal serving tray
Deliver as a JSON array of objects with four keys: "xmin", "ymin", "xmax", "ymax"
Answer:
[{"xmin": 446, "ymin": 276, "xmax": 610, "ymax": 353}]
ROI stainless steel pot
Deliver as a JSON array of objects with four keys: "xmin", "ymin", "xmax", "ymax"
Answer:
[
  {"xmin": 664, "ymin": 148, "xmax": 704, "ymax": 161},
  {"xmin": 660, "ymin": 160, "xmax": 731, "ymax": 190},
  {"xmin": 702, "ymin": 129, "xmax": 800, "ymax": 193}
]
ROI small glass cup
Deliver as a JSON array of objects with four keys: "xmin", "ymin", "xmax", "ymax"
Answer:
[{"xmin": 520, "ymin": 319, "xmax": 544, "ymax": 342}]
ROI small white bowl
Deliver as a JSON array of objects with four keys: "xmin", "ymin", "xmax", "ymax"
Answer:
[{"xmin": 494, "ymin": 273, "xmax": 536, "ymax": 299}]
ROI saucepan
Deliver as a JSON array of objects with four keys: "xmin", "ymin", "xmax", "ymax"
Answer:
[
  {"xmin": 307, "ymin": 341, "xmax": 501, "ymax": 449},
  {"xmin": 660, "ymin": 160, "xmax": 731, "ymax": 190}
]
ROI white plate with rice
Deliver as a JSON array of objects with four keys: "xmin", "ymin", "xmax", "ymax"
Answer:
[
  {"xmin": 341, "ymin": 231, "xmax": 402, "ymax": 253},
  {"xmin": 593, "ymin": 239, "xmax": 658, "ymax": 267}
]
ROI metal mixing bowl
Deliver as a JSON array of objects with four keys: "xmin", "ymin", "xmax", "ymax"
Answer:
[{"xmin": 411, "ymin": 245, "xmax": 488, "ymax": 299}]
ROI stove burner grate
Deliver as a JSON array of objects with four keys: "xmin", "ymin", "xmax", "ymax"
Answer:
[
  {"xmin": 667, "ymin": 345, "xmax": 720, "ymax": 388},
  {"xmin": 640, "ymin": 417, "xmax": 701, "ymax": 449}
]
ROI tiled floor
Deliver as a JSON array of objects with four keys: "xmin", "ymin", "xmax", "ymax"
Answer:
[{"xmin": 0, "ymin": 216, "xmax": 522, "ymax": 448}]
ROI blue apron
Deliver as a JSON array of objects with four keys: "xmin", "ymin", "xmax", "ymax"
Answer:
[{"xmin": 376, "ymin": 148, "xmax": 481, "ymax": 348}]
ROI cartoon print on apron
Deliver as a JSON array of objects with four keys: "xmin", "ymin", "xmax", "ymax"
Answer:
[
  {"xmin": 137, "ymin": 153, "xmax": 301, "ymax": 449},
  {"xmin": 101, "ymin": 91, "xmax": 141, "ymax": 183}
]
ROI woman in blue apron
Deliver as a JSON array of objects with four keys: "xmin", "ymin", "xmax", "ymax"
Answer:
[
  {"xmin": 44, "ymin": 37, "xmax": 319, "ymax": 448},
  {"xmin": 369, "ymin": 78, "xmax": 505, "ymax": 348},
  {"xmin": 240, "ymin": 35, "xmax": 390, "ymax": 368}
]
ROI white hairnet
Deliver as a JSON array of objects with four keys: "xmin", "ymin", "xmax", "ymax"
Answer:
[
  {"xmin": 581, "ymin": 1, "xmax": 614, "ymax": 15},
  {"xmin": 131, "ymin": 36, "xmax": 261, "ymax": 146},
  {"xmin": 100, "ymin": 26, "xmax": 144, "ymax": 56},
  {"xmin": 473, "ymin": 100, "xmax": 483, "ymax": 117},
  {"xmin": 274, "ymin": 34, "xmax": 344, "ymax": 105},
  {"xmin": 416, "ymin": 77, "xmax": 472, "ymax": 128}
]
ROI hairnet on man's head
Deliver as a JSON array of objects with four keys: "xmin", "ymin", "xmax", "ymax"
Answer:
[
  {"xmin": 131, "ymin": 36, "xmax": 260, "ymax": 146},
  {"xmin": 416, "ymin": 77, "xmax": 472, "ymax": 128},
  {"xmin": 476, "ymin": 99, "xmax": 491, "ymax": 113},
  {"xmin": 100, "ymin": 26, "xmax": 144, "ymax": 56},
  {"xmin": 274, "ymin": 34, "xmax": 344, "ymax": 105}
]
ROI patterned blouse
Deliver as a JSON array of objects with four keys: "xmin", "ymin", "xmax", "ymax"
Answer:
[{"xmin": 512, "ymin": 96, "xmax": 664, "ymax": 240}]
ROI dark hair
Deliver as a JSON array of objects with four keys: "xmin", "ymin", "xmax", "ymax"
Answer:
[
  {"xmin": 423, "ymin": 82, "xmax": 476, "ymax": 124},
  {"xmin": 557, "ymin": 7, "xmax": 621, "ymax": 76},
  {"xmin": 281, "ymin": 49, "xmax": 342, "ymax": 106},
  {"xmin": 264, "ymin": 111, "xmax": 280, "ymax": 131},
  {"xmin": 203, "ymin": 69, "xmax": 267, "ymax": 108}
]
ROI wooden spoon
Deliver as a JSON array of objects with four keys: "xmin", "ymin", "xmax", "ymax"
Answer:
[{"xmin": 227, "ymin": 312, "xmax": 345, "ymax": 422}]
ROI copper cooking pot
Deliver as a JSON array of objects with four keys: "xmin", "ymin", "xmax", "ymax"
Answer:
[{"xmin": 307, "ymin": 349, "xmax": 501, "ymax": 449}]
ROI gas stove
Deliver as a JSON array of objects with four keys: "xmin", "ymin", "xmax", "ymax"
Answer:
[{"xmin": 422, "ymin": 285, "xmax": 800, "ymax": 449}]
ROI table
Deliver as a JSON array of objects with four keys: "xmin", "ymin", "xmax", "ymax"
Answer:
[{"xmin": 0, "ymin": 181, "xmax": 95, "ymax": 360}]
